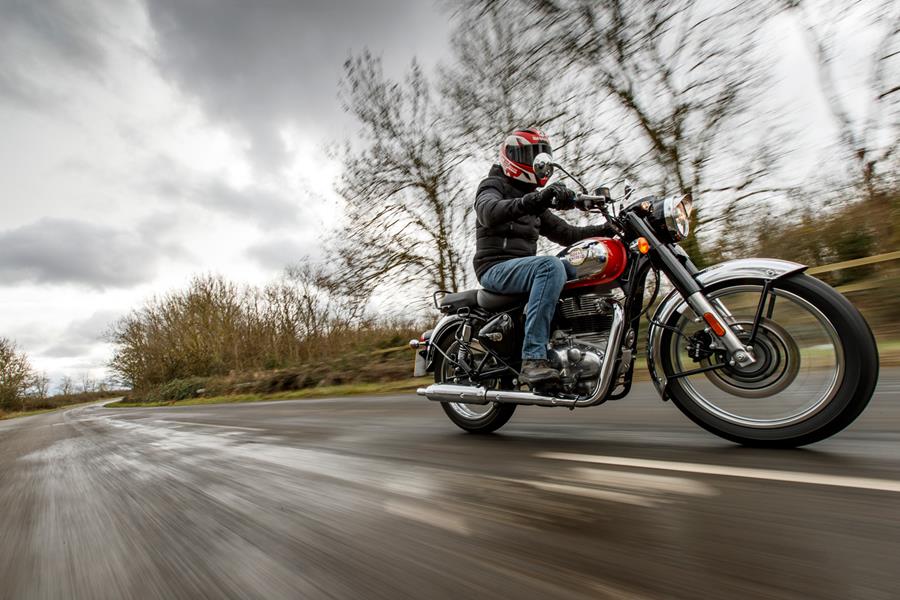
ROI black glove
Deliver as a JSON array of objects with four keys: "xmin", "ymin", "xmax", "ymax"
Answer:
[
  {"xmin": 522, "ymin": 183, "xmax": 577, "ymax": 213},
  {"xmin": 541, "ymin": 182, "xmax": 576, "ymax": 210}
]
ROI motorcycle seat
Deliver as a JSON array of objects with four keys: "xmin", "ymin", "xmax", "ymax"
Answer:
[
  {"xmin": 439, "ymin": 290, "xmax": 479, "ymax": 311},
  {"xmin": 477, "ymin": 289, "xmax": 527, "ymax": 311},
  {"xmin": 439, "ymin": 289, "xmax": 526, "ymax": 312}
]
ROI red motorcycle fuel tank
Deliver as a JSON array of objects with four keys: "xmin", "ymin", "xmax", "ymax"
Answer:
[{"xmin": 558, "ymin": 237, "xmax": 627, "ymax": 290}]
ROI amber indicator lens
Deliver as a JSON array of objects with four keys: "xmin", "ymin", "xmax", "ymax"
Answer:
[
  {"xmin": 636, "ymin": 237, "xmax": 650, "ymax": 254},
  {"xmin": 703, "ymin": 312, "xmax": 727, "ymax": 337}
]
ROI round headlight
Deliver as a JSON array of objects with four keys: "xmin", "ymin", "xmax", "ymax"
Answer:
[{"xmin": 663, "ymin": 195, "xmax": 692, "ymax": 240}]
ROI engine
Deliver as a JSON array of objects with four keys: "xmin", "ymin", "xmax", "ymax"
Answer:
[
  {"xmin": 557, "ymin": 293, "xmax": 615, "ymax": 346},
  {"xmin": 548, "ymin": 293, "xmax": 619, "ymax": 394}
]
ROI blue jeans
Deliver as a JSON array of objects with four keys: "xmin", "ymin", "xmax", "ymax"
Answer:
[{"xmin": 480, "ymin": 256, "xmax": 575, "ymax": 360}]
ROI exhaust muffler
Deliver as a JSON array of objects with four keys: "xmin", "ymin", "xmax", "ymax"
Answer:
[{"xmin": 415, "ymin": 383, "xmax": 577, "ymax": 407}]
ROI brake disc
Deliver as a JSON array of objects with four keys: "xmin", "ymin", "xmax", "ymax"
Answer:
[{"xmin": 701, "ymin": 318, "xmax": 800, "ymax": 399}]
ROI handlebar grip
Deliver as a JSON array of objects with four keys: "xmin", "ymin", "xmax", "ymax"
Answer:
[{"xmin": 575, "ymin": 194, "xmax": 604, "ymax": 211}]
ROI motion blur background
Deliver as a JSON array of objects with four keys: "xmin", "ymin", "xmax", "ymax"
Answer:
[{"xmin": 0, "ymin": 0, "xmax": 897, "ymax": 411}]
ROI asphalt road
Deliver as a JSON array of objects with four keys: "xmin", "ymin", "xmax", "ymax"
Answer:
[{"xmin": 2, "ymin": 374, "xmax": 900, "ymax": 600}]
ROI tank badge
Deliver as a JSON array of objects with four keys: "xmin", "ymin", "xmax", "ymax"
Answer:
[{"xmin": 568, "ymin": 248, "xmax": 587, "ymax": 266}]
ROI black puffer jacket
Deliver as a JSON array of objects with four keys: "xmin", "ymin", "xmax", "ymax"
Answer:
[{"xmin": 473, "ymin": 165, "xmax": 613, "ymax": 279}]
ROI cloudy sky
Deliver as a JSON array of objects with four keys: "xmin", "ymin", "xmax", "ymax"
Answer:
[
  {"xmin": 0, "ymin": 0, "xmax": 450, "ymax": 387},
  {"xmin": 0, "ymin": 0, "xmax": 885, "ymax": 388}
]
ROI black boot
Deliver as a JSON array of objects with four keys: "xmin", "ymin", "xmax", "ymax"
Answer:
[{"xmin": 520, "ymin": 359, "xmax": 560, "ymax": 385}]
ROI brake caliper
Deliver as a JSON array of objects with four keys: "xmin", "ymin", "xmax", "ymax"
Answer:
[{"xmin": 686, "ymin": 329, "xmax": 714, "ymax": 362}]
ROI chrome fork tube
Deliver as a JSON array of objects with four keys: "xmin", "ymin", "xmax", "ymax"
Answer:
[
  {"xmin": 686, "ymin": 292, "xmax": 756, "ymax": 367},
  {"xmin": 623, "ymin": 213, "xmax": 755, "ymax": 369}
]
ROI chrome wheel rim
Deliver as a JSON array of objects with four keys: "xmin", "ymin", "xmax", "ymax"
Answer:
[
  {"xmin": 700, "ymin": 317, "xmax": 801, "ymax": 398},
  {"xmin": 440, "ymin": 341, "xmax": 499, "ymax": 420},
  {"xmin": 669, "ymin": 285, "xmax": 844, "ymax": 428},
  {"xmin": 446, "ymin": 400, "xmax": 497, "ymax": 420}
]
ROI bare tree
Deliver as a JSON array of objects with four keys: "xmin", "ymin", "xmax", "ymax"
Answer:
[
  {"xmin": 333, "ymin": 7, "xmax": 626, "ymax": 302},
  {"xmin": 274, "ymin": 263, "xmax": 369, "ymax": 361},
  {"xmin": 107, "ymin": 270, "xmax": 412, "ymax": 391},
  {"xmin": 58, "ymin": 375, "xmax": 75, "ymax": 396},
  {"xmin": 0, "ymin": 338, "xmax": 33, "ymax": 412},
  {"xmin": 79, "ymin": 372, "xmax": 96, "ymax": 394},
  {"xmin": 788, "ymin": 0, "xmax": 899, "ymax": 202},
  {"xmin": 29, "ymin": 372, "xmax": 50, "ymax": 399},
  {"xmin": 440, "ymin": 2, "xmax": 610, "ymax": 176},
  {"xmin": 100, "ymin": 375, "xmax": 123, "ymax": 393},
  {"xmin": 512, "ymin": 0, "xmax": 784, "ymax": 262},
  {"xmin": 333, "ymin": 52, "xmax": 470, "ymax": 295}
]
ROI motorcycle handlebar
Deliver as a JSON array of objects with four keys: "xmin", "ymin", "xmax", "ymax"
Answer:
[{"xmin": 574, "ymin": 194, "xmax": 609, "ymax": 211}]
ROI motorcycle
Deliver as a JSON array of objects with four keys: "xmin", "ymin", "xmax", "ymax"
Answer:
[{"xmin": 411, "ymin": 153, "xmax": 878, "ymax": 447}]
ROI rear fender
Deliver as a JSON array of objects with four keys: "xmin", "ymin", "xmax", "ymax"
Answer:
[
  {"xmin": 646, "ymin": 258, "xmax": 807, "ymax": 399},
  {"xmin": 424, "ymin": 314, "xmax": 467, "ymax": 373}
]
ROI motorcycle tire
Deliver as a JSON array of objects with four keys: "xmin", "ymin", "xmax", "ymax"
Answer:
[
  {"xmin": 660, "ymin": 273, "xmax": 878, "ymax": 447},
  {"xmin": 434, "ymin": 334, "xmax": 516, "ymax": 434}
]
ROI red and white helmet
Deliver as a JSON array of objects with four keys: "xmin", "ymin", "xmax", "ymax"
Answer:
[{"xmin": 499, "ymin": 127, "xmax": 553, "ymax": 186}]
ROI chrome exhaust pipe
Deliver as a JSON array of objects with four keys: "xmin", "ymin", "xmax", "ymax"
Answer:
[
  {"xmin": 416, "ymin": 383, "xmax": 577, "ymax": 407},
  {"xmin": 575, "ymin": 302, "xmax": 625, "ymax": 407},
  {"xmin": 417, "ymin": 383, "xmax": 490, "ymax": 405},
  {"xmin": 417, "ymin": 304, "xmax": 625, "ymax": 409}
]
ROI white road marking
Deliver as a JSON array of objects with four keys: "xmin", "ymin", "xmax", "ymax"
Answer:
[
  {"xmin": 152, "ymin": 419, "xmax": 265, "ymax": 432},
  {"xmin": 518, "ymin": 481, "xmax": 655, "ymax": 507},
  {"xmin": 538, "ymin": 452, "xmax": 900, "ymax": 493},
  {"xmin": 569, "ymin": 467, "xmax": 718, "ymax": 497},
  {"xmin": 383, "ymin": 499, "xmax": 470, "ymax": 536},
  {"xmin": 504, "ymin": 468, "xmax": 716, "ymax": 508}
]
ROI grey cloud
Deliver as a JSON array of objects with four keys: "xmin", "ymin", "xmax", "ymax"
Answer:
[
  {"xmin": 4, "ymin": 322, "xmax": 52, "ymax": 354},
  {"xmin": 0, "ymin": 0, "xmax": 112, "ymax": 108},
  {"xmin": 196, "ymin": 180, "xmax": 302, "ymax": 229},
  {"xmin": 0, "ymin": 69, "xmax": 53, "ymax": 109},
  {"xmin": 134, "ymin": 210, "xmax": 188, "ymax": 241},
  {"xmin": 42, "ymin": 310, "xmax": 120, "ymax": 358},
  {"xmin": 0, "ymin": 217, "xmax": 181, "ymax": 289},
  {"xmin": 148, "ymin": 163, "xmax": 303, "ymax": 229},
  {"xmin": 144, "ymin": 0, "xmax": 448, "ymax": 163},
  {"xmin": 41, "ymin": 342, "xmax": 92, "ymax": 359},
  {"xmin": 247, "ymin": 237, "xmax": 318, "ymax": 270}
]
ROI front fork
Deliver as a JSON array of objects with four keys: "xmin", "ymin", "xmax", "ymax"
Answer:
[
  {"xmin": 626, "ymin": 214, "xmax": 756, "ymax": 368},
  {"xmin": 683, "ymin": 291, "xmax": 755, "ymax": 367}
]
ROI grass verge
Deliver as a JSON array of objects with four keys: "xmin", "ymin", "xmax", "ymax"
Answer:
[{"xmin": 105, "ymin": 378, "xmax": 422, "ymax": 408}]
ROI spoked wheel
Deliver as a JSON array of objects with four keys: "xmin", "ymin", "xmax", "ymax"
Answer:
[
  {"xmin": 660, "ymin": 274, "xmax": 878, "ymax": 447},
  {"xmin": 434, "ymin": 336, "xmax": 516, "ymax": 434}
]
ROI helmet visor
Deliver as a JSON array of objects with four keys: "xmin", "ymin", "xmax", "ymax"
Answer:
[{"xmin": 506, "ymin": 141, "xmax": 552, "ymax": 166}]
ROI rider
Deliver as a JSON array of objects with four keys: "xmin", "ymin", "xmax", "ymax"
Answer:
[{"xmin": 474, "ymin": 127, "xmax": 614, "ymax": 385}]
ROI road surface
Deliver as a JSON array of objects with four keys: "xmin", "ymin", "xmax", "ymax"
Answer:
[{"xmin": 2, "ymin": 373, "xmax": 900, "ymax": 599}]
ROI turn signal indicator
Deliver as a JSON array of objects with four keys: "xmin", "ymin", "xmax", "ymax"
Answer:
[{"xmin": 703, "ymin": 312, "xmax": 726, "ymax": 337}]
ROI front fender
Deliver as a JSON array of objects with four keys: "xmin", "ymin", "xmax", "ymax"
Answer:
[{"xmin": 646, "ymin": 258, "xmax": 807, "ymax": 399}]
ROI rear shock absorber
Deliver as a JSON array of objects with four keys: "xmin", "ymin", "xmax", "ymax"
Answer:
[{"xmin": 456, "ymin": 320, "xmax": 473, "ymax": 367}]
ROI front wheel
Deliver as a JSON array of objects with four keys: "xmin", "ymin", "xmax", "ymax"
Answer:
[
  {"xmin": 434, "ymin": 335, "xmax": 516, "ymax": 434},
  {"xmin": 660, "ymin": 274, "xmax": 878, "ymax": 447}
]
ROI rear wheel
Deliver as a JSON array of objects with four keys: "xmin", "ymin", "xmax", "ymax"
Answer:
[
  {"xmin": 434, "ymin": 334, "xmax": 516, "ymax": 434},
  {"xmin": 660, "ymin": 274, "xmax": 878, "ymax": 447}
]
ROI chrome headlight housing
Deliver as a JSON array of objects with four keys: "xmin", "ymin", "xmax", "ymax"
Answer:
[{"xmin": 662, "ymin": 194, "xmax": 693, "ymax": 241}]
